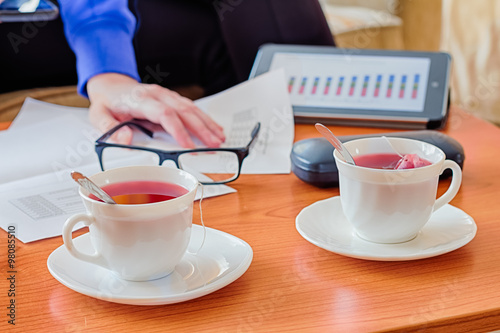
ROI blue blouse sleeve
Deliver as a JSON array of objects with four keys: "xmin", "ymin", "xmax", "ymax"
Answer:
[{"xmin": 58, "ymin": 0, "xmax": 140, "ymax": 97}]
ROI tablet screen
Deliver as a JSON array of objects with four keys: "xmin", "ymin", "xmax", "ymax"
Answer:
[{"xmin": 269, "ymin": 52, "xmax": 431, "ymax": 113}]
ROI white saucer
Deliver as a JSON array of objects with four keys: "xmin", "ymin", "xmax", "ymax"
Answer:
[
  {"xmin": 47, "ymin": 225, "xmax": 253, "ymax": 305},
  {"xmin": 296, "ymin": 196, "xmax": 477, "ymax": 261}
]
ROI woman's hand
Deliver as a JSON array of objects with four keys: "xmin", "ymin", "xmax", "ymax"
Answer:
[{"xmin": 86, "ymin": 73, "xmax": 225, "ymax": 148}]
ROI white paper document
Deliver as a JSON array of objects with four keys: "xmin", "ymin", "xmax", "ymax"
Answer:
[
  {"xmin": 196, "ymin": 69, "xmax": 294, "ymax": 173},
  {"xmin": 0, "ymin": 70, "xmax": 294, "ymax": 243}
]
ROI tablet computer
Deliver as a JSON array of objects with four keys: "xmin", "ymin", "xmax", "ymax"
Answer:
[{"xmin": 249, "ymin": 44, "xmax": 452, "ymax": 129}]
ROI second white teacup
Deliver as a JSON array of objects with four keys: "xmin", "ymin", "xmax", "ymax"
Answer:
[
  {"xmin": 334, "ymin": 137, "xmax": 462, "ymax": 244},
  {"xmin": 62, "ymin": 165, "xmax": 199, "ymax": 281}
]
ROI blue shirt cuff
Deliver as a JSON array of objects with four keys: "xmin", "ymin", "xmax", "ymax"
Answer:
[{"xmin": 71, "ymin": 21, "xmax": 140, "ymax": 97}]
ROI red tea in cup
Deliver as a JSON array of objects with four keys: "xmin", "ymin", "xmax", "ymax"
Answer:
[
  {"xmin": 90, "ymin": 181, "xmax": 188, "ymax": 204},
  {"xmin": 354, "ymin": 153, "xmax": 431, "ymax": 170}
]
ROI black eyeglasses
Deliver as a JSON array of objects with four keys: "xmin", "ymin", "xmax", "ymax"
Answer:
[{"xmin": 95, "ymin": 121, "xmax": 260, "ymax": 185}]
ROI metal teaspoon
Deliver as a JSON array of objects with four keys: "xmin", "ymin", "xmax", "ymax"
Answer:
[
  {"xmin": 71, "ymin": 171, "xmax": 116, "ymax": 204},
  {"xmin": 315, "ymin": 123, "xmax": 356, "ymax": 165}
]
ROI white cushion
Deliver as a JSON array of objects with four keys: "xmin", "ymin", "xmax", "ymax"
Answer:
[{"xmin": 321, "ymin": 4, "xmax": 402, "ymax": 35}]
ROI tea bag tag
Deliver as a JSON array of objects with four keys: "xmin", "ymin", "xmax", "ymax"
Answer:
[
  {"xmin": 375, "ymin": 136, "xmax": 403, "ymax": 157},
  {"xmin": 187, "ymin": 182, "xmax": 207, "ymax": 256}
]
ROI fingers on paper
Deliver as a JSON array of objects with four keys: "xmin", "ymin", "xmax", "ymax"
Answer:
[
  {"xmin": 89, "ymin": 82, "xmax": 226, "ymax": 149},
  {"xmin": 133, "ymin": 97, "xmax": 196, "ymax": 148},
  {"xmin": 89, "ymin": 103, "xmax": 133, "ymax": 145},
  {"xmin": 142, "ymin": 85, "xmax": 225, "ymax": 148}
]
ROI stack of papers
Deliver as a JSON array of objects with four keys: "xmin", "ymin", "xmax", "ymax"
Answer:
[{"xmin": 0, "ymin": 70, "xmax": 294, "ymax": 242}]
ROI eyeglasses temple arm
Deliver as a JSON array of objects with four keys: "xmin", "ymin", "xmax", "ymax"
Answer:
[
  {"xmin": 96, "ymin": 121, "xmax": 154, "ymax": 142},
  {"xmin": 246, "ymin": 122, "xmax": 261, "ymax": 149}
]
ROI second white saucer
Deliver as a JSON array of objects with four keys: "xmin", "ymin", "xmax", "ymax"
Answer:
[
  {"xmin": 296, "ymin": 196, "xmax": 477, "ymax": 261},
  {"xmin": 47, "ymin": 225, "xmax": 253, "ymax": 305}
]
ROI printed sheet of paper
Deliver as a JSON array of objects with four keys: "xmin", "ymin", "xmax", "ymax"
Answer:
[
  {"xmin": 195, "ymin": 69, "xmax": 294, "ymax": 174},
  {"xmin": 0, "ymin": 113, "xmax": 99, "ymax": 185},
  {"xmin": 9, "ymin": 97, "xmax": 89, "ymax": 129},
  {"xmin": 0, "ymin": 70, "xmax": 293, "ymax": 242},
  {"xmin": 0, "ymin": 163, "xmax": 100, "ymax": 243}
]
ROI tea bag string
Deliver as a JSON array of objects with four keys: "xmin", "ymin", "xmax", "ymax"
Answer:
[{"xmin": 187, "ymin": 182, "xmax": 206, "ymax": 256}]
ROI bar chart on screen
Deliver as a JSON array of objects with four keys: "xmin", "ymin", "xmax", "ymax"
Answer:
[
  {"xmin": 270, "ymin": 53, "xmax": 430, "ymax": 112},
  {"xmin": 287, "ymin": 73, "xmax": 423, "ymax": 104}
]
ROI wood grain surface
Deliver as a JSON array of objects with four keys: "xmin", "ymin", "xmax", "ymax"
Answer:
[{"xmin": 1, "ymin": 106, "xmax": 499, "ymax": 332}]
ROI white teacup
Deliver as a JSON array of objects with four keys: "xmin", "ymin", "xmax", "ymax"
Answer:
[
  {"xmin": 62, "ymin": 166, "xmax": 198, "ymax": 281},
  {"xmin": 334, "ymin": 137, "xmax": 462, "ymax": 244}
]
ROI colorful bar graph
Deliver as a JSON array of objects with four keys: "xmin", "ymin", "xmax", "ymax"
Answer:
[
  {"xmin": 336, "ymin": 76, "xmax": 344, "ymax": 95},
  {"xmin": 386, "ymin": 75, "xmax": 395, "ymax": 98},
  {"xmin": 374, "ymin": 74, "xmax": 382, "ymax": 97},
  {"xmin": 324, "ymin": 77, "xmax": 332, "ymax": 95},
  {"xmin": 288, "ymin": 76, "xmax": 295, "ymax": 93},
  {"xmin": 399, "ymin": 75, "xmax": 407, "ymax": 98},
  {"xmin": 361, "ymin": 75, "xmax": 369, "ymax": 97},
  {"xmin": 299, "ymin": 77, "xmax": 307, "ymax": 94},
  {"xmin": 312, "ymin": 77, "xmax": 320, "ymax": 95},
  {"xmin": 412, "ymin": 74, "xmax": 420, "ymax": 99},
  {"xmin": 349, "ymin": 76, "xmax": 357, "ymax": 96},
  {"xmin": 287, "ymin": 73, "xmax": 420, "ymax": 102}
]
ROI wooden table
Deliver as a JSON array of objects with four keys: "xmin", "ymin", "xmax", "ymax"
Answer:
[{"xmin": 2, "ymin": 106, "xmax": 500, "ymax": 332}]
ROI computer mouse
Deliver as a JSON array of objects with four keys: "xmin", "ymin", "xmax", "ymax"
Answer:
[{"xmin": 291, "ymin": 137, "xmax": 338, "ymax": 188}]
